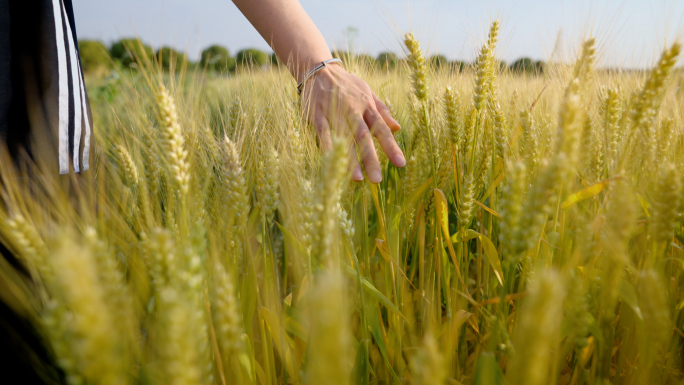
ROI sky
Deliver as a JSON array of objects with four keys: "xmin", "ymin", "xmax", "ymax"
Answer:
[{"xmin": 72, "ymin": 0, "xmax": 684, "ymax": 67}]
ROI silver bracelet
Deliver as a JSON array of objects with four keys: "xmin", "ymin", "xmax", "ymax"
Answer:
[{"xmin": 296, "ymin": 58, "xmax": 343, "ymax": 95}]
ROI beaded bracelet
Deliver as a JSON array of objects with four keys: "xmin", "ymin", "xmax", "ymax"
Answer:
[{"xmin": 296, "ymin": 58, "xmax": 343, "ymax": 95}]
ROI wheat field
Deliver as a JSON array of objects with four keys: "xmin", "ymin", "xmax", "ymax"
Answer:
[{"xmin": 0, "ymin": 21, "xmax": 683, "ymax": 384}]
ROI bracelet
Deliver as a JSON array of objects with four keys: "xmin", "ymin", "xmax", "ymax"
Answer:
[{"xmin": 296, "ymin": 58, "xmax": 343, "ymax": 95}]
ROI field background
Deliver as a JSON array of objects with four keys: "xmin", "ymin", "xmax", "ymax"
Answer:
[{"xmin": 1, "ymin": 21, "xmax": 684, "ymax": 385}]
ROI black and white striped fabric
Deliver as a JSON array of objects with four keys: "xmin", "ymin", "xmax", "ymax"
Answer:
[{"xmin": 0, "ymin": 0, "xmax": 92, "ymax": 174}]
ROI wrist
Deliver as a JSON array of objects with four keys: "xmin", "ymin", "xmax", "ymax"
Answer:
[
  {"xmin": 296, "ymin": 58, "xmax": 343, "ymax": 94},
  {"xmin": 293, "ymin": 53, "xmax": 335, "ymax": 83}
]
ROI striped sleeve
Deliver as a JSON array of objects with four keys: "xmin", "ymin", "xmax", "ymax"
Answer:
[{"xmin": 50, "ymin": 0, "xmax": 91, "ymax": 174}]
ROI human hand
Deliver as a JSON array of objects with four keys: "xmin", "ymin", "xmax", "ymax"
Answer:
[{"xmin": 300, "ymin": 63, "xmax": 406, "ymax": 183}]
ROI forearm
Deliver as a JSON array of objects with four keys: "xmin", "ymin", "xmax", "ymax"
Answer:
[
  {"xmin": 233, "ymin": 0, "xmax": 405, "ymax": 182},
  {"xmin": 231, "ymin": 0, "xmax": 332, "ymax": 82}
]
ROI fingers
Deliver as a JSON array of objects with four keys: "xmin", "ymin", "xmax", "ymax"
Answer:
[
  {"xmin": 363, "ymin": 106, "xmax": 406, "ymax": 168},
  {"xmin": 314, "ymin": 115, "xmax": 333, "ymax": 153},
  {"xmin": 317, "ymin": 108, "xmax": 364, "ymax": 181},
  {"xmin": 348, "ymin": 140, "xmax": 364, "ymax": 181},
  {"xmin": 373, "ymin": 94, "xmax": 401, "ymax": 132},
  {"xmin": 352, "ymin": 118, "xmax": 383, "ymax": 183}
]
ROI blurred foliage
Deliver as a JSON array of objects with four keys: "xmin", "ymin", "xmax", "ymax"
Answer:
[
  {"xmin": 510, "ymin": 57, "xmax": 546, "ymax": 74},
  {"xmin": 110, "ymin": 38, "xmax": 154, "ymax": 69},
  {"xmin": 156, "ymin": 46, "xmax": 187, "ymax": 73},
  {"xmin": 429, "ymin": 54, "xmax": 449, "ymax": 68},
  {"xmin": 269, "ymin": 52, "xmax": 280, "ymax": 66},
  {"xmin": 200, "ymin": 45, "xmax": 236, "ymax": 73},
  {"xmin": 78, "ymin": 40, "xmax": 110, "ymax": 73},
  {"xmin": 377, "ymin": 52, "xmax": 398, "ymax": 70},
  {"xmin": 82, "ymin": 39, "xmax": 549, "ymax": 78},
  {"xmin": 236, "ymin": 48, "xmax": 269, "ymax": 69}
]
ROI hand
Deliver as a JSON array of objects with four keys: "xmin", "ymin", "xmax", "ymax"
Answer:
[{"xmin": 300, "ymin": 63, "xmax": 406, "ymax": 183}]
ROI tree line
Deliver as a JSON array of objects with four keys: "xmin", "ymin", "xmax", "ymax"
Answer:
[{"xmin": 78, "ymin": 38, "xmax": 546, "ymax": 75}]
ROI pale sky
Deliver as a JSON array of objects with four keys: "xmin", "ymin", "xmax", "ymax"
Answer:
[{"xmin": 72, "ymin": 0, "xmax": 684, "ymax": 67}]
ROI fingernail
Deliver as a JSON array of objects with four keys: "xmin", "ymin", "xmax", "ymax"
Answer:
[
  {"xmin": 352, "ymin": 167, "xmax": 364, "ymax": 181},
  {"xmin": 370, "ymin": 170, "xmax": 382, "ymax": 183},
  {"xmin": 394, "ymin": 154, "xmax": 406, "ymax": 167}
]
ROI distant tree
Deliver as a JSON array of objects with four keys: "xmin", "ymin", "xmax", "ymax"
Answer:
[
  {"xmin": 510, "ymin": 58, "xmax": 546, "ymax": 75},
  {"xmin": 269, "ymin": 52, "xmax": 280, "ymax": 66},
  {"xmin": 236, "ymin": 49, "xmax": 269, "ymax": 69},
  {"xmin": 498, "ymin": 60, "xmax": 508, "ymax": 72},
  {"xmin": 330, "ymin": 51, "xmax": 377, "ymax": 68},
  {"xmin": 451, "ymin": 60, "xmax": 467, "ymax": 72},
  {"xmin": 355, "ymin": 54, "xmax": 376, "ymax": 68},
  {"xmin": 377, "ymin": 52, "xmax": 398, "ymax": 70},
  {"xmin": 78, "ymin": 40, "xmax": 110, "ymax": 72},
  {"xmin": 110, "ymin": 38, "xmax": 153, "ymax": 69},
  {"xmin": 156, "ymin": 47, "xmax": 187, "ymax": 72},
  {"xmin": 429, "ymin": 54, "xmax": 449, "ymax": 68},
  {"xmin": 332, "ymin": 50, "xmax": 352, "ymax": 62},
  {"xmin": 200, "ymin": 45, "xmax": 235, "ymax": 73},
  {"xmin": 510, "ymin": 57, "xmax": 535, "ymax": 74}
]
